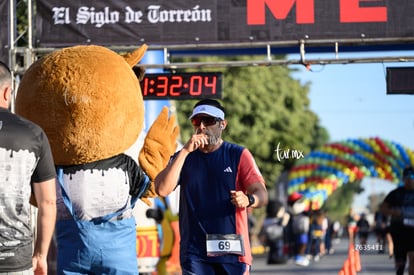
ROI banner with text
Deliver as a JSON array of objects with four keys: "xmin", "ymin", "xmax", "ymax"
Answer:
[
  {"xmin": 35, "ymin": 0, "xmax": 414, "ymax": 48},
  {"xmin": 0, "ymin": 0, "xmax": 9, "ymax": 64}
]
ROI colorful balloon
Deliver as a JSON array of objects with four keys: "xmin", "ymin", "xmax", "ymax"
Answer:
[{"xmin": 287, "ymin": 137, "xmax": 414, "ymax": 210}]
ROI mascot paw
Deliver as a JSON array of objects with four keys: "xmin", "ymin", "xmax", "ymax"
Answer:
[
  {"xmin": 139, "ymin": 107, "xmax": 179, "ymax": 181},
  {"xmin": 141, "ymin": 182, "xmax": 157, "ymax": 202},
  {"xmin": 141, "ymin": 197, "xmax": 152, "ymax": 207}
]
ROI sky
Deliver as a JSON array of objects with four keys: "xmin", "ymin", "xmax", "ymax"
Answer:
[
  {"xmin": 289, "ymin": 51, "xmax": 414, "ymax": 150},
  {"xmin": 287, "ymin": 50, "xmax": 414, "ymax": 210}
]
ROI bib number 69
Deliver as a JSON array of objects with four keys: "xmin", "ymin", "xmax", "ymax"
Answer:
[{"xmin": 218, "ymin": 241, "xmax": 231, "ymax": 250}]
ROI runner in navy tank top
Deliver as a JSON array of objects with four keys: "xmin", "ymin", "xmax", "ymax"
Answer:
[
  {"xmin": 381, "ymin": 166, "xmax": 414, "ymax": 275},
  {"xmin": 155, "ymin": 99, "xmax": 268, "ymax": 275}
]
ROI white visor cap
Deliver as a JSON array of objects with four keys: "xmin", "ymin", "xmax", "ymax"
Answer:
[{"xmin": 189, "ymin": 105, "xmax": 225, "ymax": 120}]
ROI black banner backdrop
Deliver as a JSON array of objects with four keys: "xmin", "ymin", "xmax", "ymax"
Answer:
[
  {"xmin": 35, "ymin": 0, "xmax": 414, "ymax": 48},
  {"xmin": 0, "ymin": 0, "xmax": 9, "ymax": 64}
]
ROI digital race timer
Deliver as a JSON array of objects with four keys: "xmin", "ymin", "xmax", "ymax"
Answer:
[{"xmin": 139, "ymin": 72, "xmax": 222, "ymax": 100}]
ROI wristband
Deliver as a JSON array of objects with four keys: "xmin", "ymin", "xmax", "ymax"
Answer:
[{"xmin": 247, "ymin": 194, "xmax": 255, "ymax": 208}]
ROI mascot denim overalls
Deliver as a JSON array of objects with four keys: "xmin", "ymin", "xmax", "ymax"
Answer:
[{"xmin": 55, "ymin": 168, "xmax": 143, "ymax": 275}]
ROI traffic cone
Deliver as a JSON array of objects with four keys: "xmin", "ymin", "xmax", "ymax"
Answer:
[
  {"xmin": 354, "ymin": 248, "xmax": 361, "ymax": 272},
  {"xmin": 348, "ymin": 245, "xmax": 356, "ymax": 275},
  {"xmin": 339, "ymin": 261, "xmax": 348, "ymax": 275},
  {"xmin": 343, "ymin": 259, "xmax": 351, "ymax": 275}
]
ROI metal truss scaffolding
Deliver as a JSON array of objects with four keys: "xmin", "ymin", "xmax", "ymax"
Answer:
[{"xmin": 8, "ymin": 0, "xmax": 414, "ymax": 74}]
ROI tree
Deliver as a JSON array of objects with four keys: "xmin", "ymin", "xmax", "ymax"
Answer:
[
  {"xmin": 16, "ymin": 0, "xmax": 29, "ymax": 46},
  {"xmin": 175, "ymin": 56, "xmax": 329, "ymax": 190},
  {"xmin": 323, "ymin": 180, "xmax": 364, "ymax": 225}
]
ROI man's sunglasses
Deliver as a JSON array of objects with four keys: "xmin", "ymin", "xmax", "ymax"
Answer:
[{"xmin": 191, "ymin": 116, "xmax": 221, "ymax": 127}]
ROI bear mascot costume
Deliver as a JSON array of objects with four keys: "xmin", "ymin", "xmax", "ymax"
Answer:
[{"xmin": 15, "ymin": 44, "xmax": 179, "ymax": 274}]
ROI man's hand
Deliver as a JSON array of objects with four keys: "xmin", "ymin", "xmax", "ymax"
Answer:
[
  {"xmin": 33, "ymin": 254, "xmax": 47, "ymax": 275},
  {"xmin": 183, "ymin": 133, "xmax": 209, "ymax": 153},
  {"xmin": 230, "ymin": 190, "xmax": 249, "ymax": 208}
]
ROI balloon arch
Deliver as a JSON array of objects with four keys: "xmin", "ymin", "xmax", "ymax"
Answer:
[{"xmin": 287, "ymin": 137, "xmax": 414, "ymax": 210}]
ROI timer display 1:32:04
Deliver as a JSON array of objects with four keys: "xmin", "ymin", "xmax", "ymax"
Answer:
[{"xmin": 139, "ymin": 72, "xmax": 222, "ymax": 100}]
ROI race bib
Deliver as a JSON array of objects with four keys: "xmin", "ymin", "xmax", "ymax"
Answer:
[
  {"xmin": 402, "ymin": 206, "xmax": 414, "ymax": 227},
  {"xmin": 403, "ymin": 218, "xmax": 414, "ymax": 227},
  {"xmin": 206, "ymin": 234, "xmax": 245, "ymax": 256}
]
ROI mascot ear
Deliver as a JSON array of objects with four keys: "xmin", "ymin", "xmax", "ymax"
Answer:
[
  {"xmin": 122, "ymin": 44, "xmax": 148, "ymax": 67},
  {"xmin": 133, "ymin": 66, "xmax": 146, "ymax": 82}
]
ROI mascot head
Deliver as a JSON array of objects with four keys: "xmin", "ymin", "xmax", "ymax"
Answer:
[{"xmin": 15, "ymin": 45, "xmax": 148, "ymax": 165}]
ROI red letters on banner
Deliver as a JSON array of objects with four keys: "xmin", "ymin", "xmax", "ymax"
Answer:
[{"xmin": 340, "ymin": 0, "xmax": 387, "ymax": 23}]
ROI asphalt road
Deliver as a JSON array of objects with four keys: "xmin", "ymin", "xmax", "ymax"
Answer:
[{"xmin": 251, "ymin": 237, "xmax": 396, "ymax": 275}]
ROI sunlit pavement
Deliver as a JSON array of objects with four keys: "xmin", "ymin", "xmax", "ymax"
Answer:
[{"xmin": 251, "ymin": 237, "xmax": 396, "ymax": 275}]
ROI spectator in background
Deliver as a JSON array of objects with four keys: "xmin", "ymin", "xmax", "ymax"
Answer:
[
  {"xmin": 306, "ymin": 210, "xmax": 327, "ymax": 262},
  {"xmin": 347, "ymin": 208, "xmax": 358, "ymax": 244},
  {"xmin": 260, "ymin": 199, "xmax": 290, "ymax": 264},
  {"xmin": 287, "ymin": 193, "xmax": 310, "ymax": 266},
  {"xmin": 356, "ymin": 213, "xmax": 370, "ymax": 246},
  {"xmin": 0, "ymin": 61, "xmax": 57, "ymax": 274},
  {"xmin": 374, "ymin": 206, "xmax": 392, "ymax": 255},
  {"xmin": 324, "ymin": 214, "xmax": 339, "ymax": 255},
  {"xmin": 320, "ymin": 212, "xmax": 329, "ymax": 256}
]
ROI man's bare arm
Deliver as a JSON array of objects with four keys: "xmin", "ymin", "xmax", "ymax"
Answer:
[
  {"xmin": 155, "ymin": 133, "xmax": 209, "ymax": 197},
  {"xmin": 32, "ymin": 178, "xmax": 57, "ymax": 273},
  {"xmin": 154, "ymin": 148, "xmax": 189, "ymax": 197}
]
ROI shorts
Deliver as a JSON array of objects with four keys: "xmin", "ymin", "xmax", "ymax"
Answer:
[
  {"xmin": 181, "ymin": 260, "xmax": 249, "ymax": 275},
  {"xmin": 390, "ymin": 226, "xmax": 414, "ymax": 263},
  {"xmin": 295, "ymin": 233, "xmax": 309, "ymax": 245}
]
